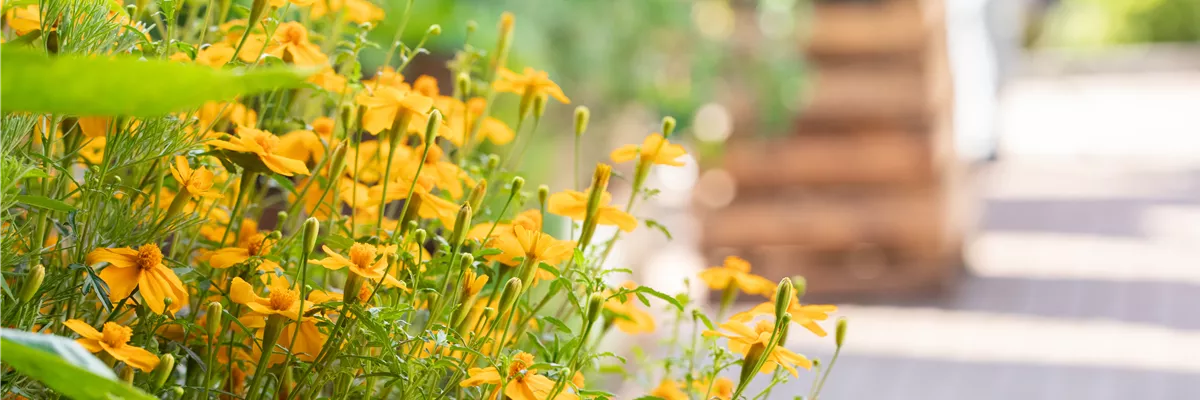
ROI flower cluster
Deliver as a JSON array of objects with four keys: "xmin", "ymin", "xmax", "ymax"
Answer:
[{"xmin": 1, "ymin": 1, "xmax": 846, "ymax": 399}]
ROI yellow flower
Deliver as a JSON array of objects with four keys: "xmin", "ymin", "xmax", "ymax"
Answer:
[
  {"xmin": 4, "ymin": 4, "xmax": 41, "ymax": 35},
  {"xmin": 195, "ymin": 43, "xmax": 236, "ymax": 68},
  {"xmin": 170, "ymin": 156, "xmax": 223, "ymax": 199},
  {"xmin": 698, "ymin": 256, "xmax": 775, "ymax": 296},
  {"xmin": 647, "ymin": 379, "xmax": 687, "ymax": 400},
  {"xmin": 309, "ymin": 67, "xmax": 348, "ymax": 93},
  {"xmin": 730, "ymin": 297, "xmax": 838, "ymax": 337},
  {"xmin": 493, "ymin": 67, "xmax": 570, "ymax": 104},
  {"xmin": 416, "ymin": 145, "xmax": 472, "ymax": 199},
  {"xmin": 277, "ymin": 117, "xmax": 336, "ymax": 165},
  {"xmin": 468, "ymin": 209, "xmax": 542, "ymax": 243},
  {"xmin": 603, "ymin": 282, "xmax": 656, "ymax": 334},
  {"xmin": 77, "ymin": 116, "xmax": 113, "ymax": 138},
  {"xmin": 63, "ymin": 320, "xmax": 161, "ymax": 372},
  {"xmin": 265, "ymin": 22, "xmax": 328, "ymax": 66},
  {"xmin": 459, "ymin": 352, "xmax": 577, "ymax": 400},
  {"xmin": 197, "ymin": 101, "xmax": 258, "ymax": 132},
  {"xmin": 312, "ymin": 243, "xmax": 402, "ymax": 286},
  {"xmin": 208, "ymin": 127, "xmax": 311, "ymax": 176},
  {"xmin": 547, "ymin": 190, "xmax": 637, "ymax": 232},
  {"xmin": 703, "ymin": 319, "xmax": 812, "ymax": 377},
  {"xmin": 692, "ymin": 378, "xmax": 734, "ymax": 400},
  {"xmin": 356, "ymin": 85, "xmax": 434, "ymax": 134},
  {"xmin": 79, "ymin": 137, "xmax": 105, "ymax": 164},
  {"xmin": 86, "ymin": 244, "xmax": 189, "ymax": 315},
  {"xmin": 309, "ymin": 0, "xmax": 385, "ymax": 24},
  {"xmin": 363, "ymin": 67, "xmax": 406, "ymax": 90},
  {"xmin": 243, "ymin": 314, "xmax": 327, "ymax": 365},
  {"xmin": 460, "ymin": 268, "xmax": 488, "ymax": 298},
  {"xmin": 229, "ymin": 277, "xmax": 302, "ymax": 320},
  {"xmin": 610, "ymin": 133, "xmax": 687, "ymax": 166},
  {"xmin": 485, "ymin": 225, "xmax": 574, "ymax": 270},
  {"xmin": 208, "ymin": 231, "xmax": 279, "ymax": 273}
]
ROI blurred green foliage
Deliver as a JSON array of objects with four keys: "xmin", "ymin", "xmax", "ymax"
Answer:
[
  {"xmin": 1038, "ymin": 0, "xmax": 1200, "ymax": 47},
  {"xmin": 365, "ymin": 0, "xmax": 807, "ymax": 137}
]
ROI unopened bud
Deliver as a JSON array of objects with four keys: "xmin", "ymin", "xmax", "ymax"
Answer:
[
  {"xmin": 427, "ymin": 24, "xmax": 442, "ymax": 36},
  {"xmin": 247, "ymin": 0, "xmax": 269, "ymax": 30},
  {"xmin": 413, "ymin": 228, "xmax": 427, "ymax": 247},
  {"xmin": 276, "ymin": 210, "xmax": 288, "ymax": 224},
  {"xmin": 460, "ymin": 253, "xmax": 475, "ymax": 270},
  {"xmin": 532, "ymin": 94, "xmax": 547, "ymax": 117},
  {"xmin": 449, "ymin": 203, "xmax": 472, "ymax": 249},
  {"xmin": 120, "ymin": 365, "xmax": 135, "ymax": 383},
  {"xmin": 590, "ymin": 163, "xmax": 612, "ymax": 194},
  {"xmin": 585, "ymin": 293, "xmax": 604, "ymax": 327},
  {"xmin": 267, "ymin": 231, "xmax": 282, "ymax": 241},
  {"xmin": 573, "ymin": 106, "xmax": 589, "ymax": 137},
  {"xmin": 400, "ymin": 195, "xmax": 424, "ymax": 231},
  {"xmin": 738, "ymin": 343, "xmax": 766, "ymax": 386},
  {"xmin": 510, "ymin": 176, "xmax": 525, "ymax": 196},
  {"xmin": 486, "ymin": 154, "xmax": 500, "ymax": 171},
  {"xmin": 835, "ymin": 317, "xmax": 847, "ymax": 348},
  {"xmin": 328, "ymin": 142, "xmax": 350, "ymax": 178},
  {"xmin": 19, "ymin": 265, "xmax": 44, "ymax": 303},
  {"xmin": 302, "ymin": 217, "xmax": 320, "ymax": 254},
  {"xmin": 467, "ymin": 180, "xmax": 487, "ymax": 211},
  {"xmin": 456, "ymin": 73, "xmax": 472, "ymax": 97},
  {"xmin": 206, "ymin": 302, "xmax": 223, "ymax": 337},
  {"xmin": 773, "ymin": 278, "xmax": 793, "ymax": 321},
  {"xmin": 150, "ymin": 353, "xmax": 175, "ymax": 390},
  {"xmin": 537, "ymin": 185, "xmax": 549, "ymax": 210},
  {"xmin": 171, "ymin": 387, "xmax": 184, "ymax": 397},
  {"xmin": 423, "ymin": 291, "xmax": 439, "ymax": 306},
  {"xmin": 497, "ymin": 277, "xmax": 522, "ymax": 318},
  {"xmin": 466, "ymin": 20, "xmax": 478, "ymax": 34},
  {"xmin": 424, "ymin": 110, "xmax": 443, "ymax": 145},
  {"xmin": 661, "ymin": 116, "xmax": 677, "ymax": 138}
]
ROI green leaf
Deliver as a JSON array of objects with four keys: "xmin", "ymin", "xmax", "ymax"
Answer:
[
  {"xmin": 0, "ymin": 329, "xmax": 157, "ymax": 400},
  {"xmin": 14, "ymin": 194, "xmax": 76, "ymax": 212},
  {"xmin": 634, "ymin": 286, "xmax": 685, "ymax": 311},
  {"xmin": 541, "ymin": 316, "xmax": 572, "ymax": 334},
  {"xmin": 644, "ymin": 218, "xmax": 673, "ymax": 240},
  {"xmin": 1, "ymin": 46, "xmax": 314, "ymax": 117}
]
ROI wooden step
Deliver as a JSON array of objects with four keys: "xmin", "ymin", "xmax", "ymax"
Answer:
[
  {"xmin": 799, "ymin": 61, "xmax": 931, "ymax": 124},
  {"xmin": 724, "ymin": 132, "xmax": 937, "ymax": 187},
  {"xmin": 805, "ymin": 0, "xmax": 933, "ymax": 58},
  {"xmin": 701, "ymin": 187, "xmax": 951, "ymax": 257}
]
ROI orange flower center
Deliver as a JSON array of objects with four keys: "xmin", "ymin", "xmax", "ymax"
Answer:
[
  {"xmin": 245, "ymin": 233, "xmax": 272, "ymax": 256},
  {"xmin": 100, "ymin": 323, "xmax": 132, "ymax": 348},
  {"xmin": 753, "ymin": 320, "xmax": 775, "ymax": 337},
  {"xmin": 280, "ymin": 24, "xmax": 307, "ymax": 44},
  {"xmin": 136, "ymin": 244, "xmax": 163, "ymax": 270},
  {"xmin": 253, "ymin": 133, "xmax": 278, "ymax": 154},
  {"xmin": 348, "ymin": 243, "xmax": 377, "ymax": 269},
  {"xmin": 507, "ymin": 354, "xmax": 533, "ymax": 381},
  {"xmin": 268, "ymin": 288, "xmax": 298, "ymax": 311}
]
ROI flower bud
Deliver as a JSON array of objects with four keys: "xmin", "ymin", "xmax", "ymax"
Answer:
[
  {"xmin": 423, "ymin": 291, "xmax": 439, "ymax": 307},
  {"xmin": 120, "ymin": 366, "xmax": 135, "ymax": 383},
  {"xmin": 456, "ymin": 72, "xmax": 472, "ymax": 97},
  {"xmin": 466, "ymin": 20, "xmax": 478, "ymax": 34},
  {"xmin": 738, "ymin": 343, "xmax": 766, "ymax": 387},
  {"xmin": 171, "ymin": 387, "xmax": 184, "ymax": 397},
  {"xmin": 495, "ymin": 12, "xmax": 514, "ymax": 66},
  {"xmin": 413, "ymin": 228, "xmax": 428, "ymax": 248},
  {"xmin": 835, "ymin": 317, "xmax": 847, "ymax": 348},
  {"xmin": 510, "ymin": 176, "xmax": 525, "ymax": 196},
  {"xmin": 573, "ymin": 106, "xmax": 590, "ymax": 137},
  {"xmin": 585, "ymin": 292, "xmax": 604, "ymax": 328},
  {"xmin": 449, "ymin": 203, "xmax": 472, "ymax": 249},
  {"xmin": 427, "ymin": 24, "xmax": 442, "ymax": 36},
  {"xmin": 400, "ymin": 194, "xmax": 424, "ymax": 230},
  {"xmin": 661, "ymin": 116, "xmax": 677, "ymax": 138},
  {"xmin": 486, "ymin": 154, "xmax": 500, "ymax": 171},
  {"xmin": 532, "ymin": 93, "xmax": 547, "ymax": 118},
  {"xmin": 773, "ymin": 278, "xmax": 793, "ymax": 321},
  {"xmin": 790, "ymin": 275, "xmax": 807, "ymax": 301},
  {"xmin": 267, "ymin": 231, "xmax": 282, "ymax": 241},
  {"xmin": 537, "ymin": 185, "xmax": 549, "ymax": 212},
  {"xmin": 277, "ymin": 364, "xmax": 295, "ymax": 399},
  {"xmin": 247, "ymin": 0, "xmax": 270, "ymax": 30},
  {"xmin": 496, "ymin": 277, "xmax": 522, "ymax": 318},
  {"xmin": 467, "ymin": 180, "xmax": 487, "ymax": 212},
  {"xmin": 460, "ymin": 253, "xmax": 475, "ymax": 270},
  {"xmin": 19, "ymin": 265, "xmax": 44, "ymax": 303},
  {"xmin": 327, "ymin": 142, "xmax": 350, "ymax": 178},
  {"xmin": 206, "ymin": 302, "xmax": 223, "ymax": 337},
  {"xmin": 150, "ymin": 353, "xmax": 175, "ymax": 391},
  {"xmin": 424, "ymin": 110, "xmax": 443, "ymax": 145},
  {"xmin": 302, "ymin": 217, "xmax": 320, "ymax": 254},
  {"xmin": 275, "ymin": 210, "xmax": 288, "ymax": 224}
]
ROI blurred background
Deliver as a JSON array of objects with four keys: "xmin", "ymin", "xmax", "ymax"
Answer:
[{"xmin": 387, "ymin": 0, "xmax": 1200, "ymax": 397}]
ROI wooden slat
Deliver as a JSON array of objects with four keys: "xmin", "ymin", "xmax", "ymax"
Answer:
[
  {"xmin": 702, "ymin": 188, "xmax": 949, "ymax": 256},
  {"xmin": 805, "ymin": 0, "xmax": 931, "ymax": 57},
  {"xmin": 799, "ymin": 61, "xmax": 930, "ymax": 124},
  {"xmin": 724, "ymin": 132, "xmax": 935, "ymax": 187}
]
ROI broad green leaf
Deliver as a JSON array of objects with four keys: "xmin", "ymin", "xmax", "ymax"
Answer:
[
  {"xmin": 634, "ymin": 286, "xmax": 685, "ymax": 311},
  {"xmin": 0, "ymin": 329, "xmax": 157, "ymax": 400},
  {"xmin": 1, "ymin": 46, "xmax": 314, "ymax": 117},
  {"xmin": 14, "ymin": 194, "xmax": 76, "ymax": 212}
]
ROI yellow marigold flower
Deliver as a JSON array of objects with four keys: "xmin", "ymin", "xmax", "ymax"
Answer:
[
  {"xmin": 243, "ymin": 314, "xmax": 327, "ymax": 365},
  {"xmin": 79, "ymin": 137, "xmax": 105, "ymax": 164},
  {"xmin": 197, "ymin": 101, "xmax": 258, "ymax": 132},
  {"xmin": 5, "ymin": 4, "xmax": 41, "ymax": 35},
  {"xmin": 694, "ymin": 377, "xmax": 735, "ymax": 400},
  {"xmin": 229, "ymin": 277, "xmax": 303, "ymax": 320},
  {"xmin": 312, "ymin": 243, "xmax": 403, "ymax": 288},
  {"xmin": 87, "ymin": 244, "xmax": 189, "ymax": 315},
  {"xmin": 703, "ymin": 319, "xmax": 812, "ymax": 377},
  {"xmin": 309, "ymin": 67, "xmax": 348, "ymax": 93},
  {"xmin": 63, "ymin": 320, "xmax": 161, "ymax": 372},
  {"xmin": 461, "ymin": 268, "xmax": 488, "ymax": 298},
  {"xmin": 356, "ymin": 85, "xmax": 434, "ymax": 134},
  {"xmin": 265, "ymin": 22, "xmax": 328, "ymax": 66},
  {"xmin": 196, "ymin": 43, "xmax": 236, "ymax": 68},
  {"xmin": 459, "ymin": 352, "xmax": 576, "ymax": 400},
  {"xmin": 603, "ymin": 281, "xmax": 656, "ymax": 334},
  {"xmin": 547, "ymin": 190, "xmax": 637, "ymax": 232},
  {"xmin": 170, "ymin": 156, "xmax": 222, "ymax": 199},
  {"xmin": 485, "ymin": 225, "xmax": 574, "ymax": 271},
  {"xmin": 77, "ymin": 116, "xmax": 113, "ymax": 138},
  {"xmin": 209, "ymin": 127, "xmax": 311, "ymax": 176},
  {"xmin": 467, "ymin": 209, "xmax": 541, "ymax": 242},
  {"xmin": 363, "ymin": 67, "xmax": 406, "ymax": 90},
  {"xmin": 416, "ymin": 145, "xmax": 473, "ymax": 199},
  {"xmin": 648, "ymin": 380, "xmax": 687, "ymax": 400},
  {"xmin": 310, "ymin": 0, "xmax": 385, "ymax": 24},
  {"xmin": 277, "ymin": 117, "xmax": 335, "ymax": 164},
  {"xmin": 699, "ymin": 256, "xmax": 775, "ymax": 296},
  {"xmin": 730, "ymin": 294, "xmax": 837, "ymax": 337},
  {"xmin": 610, "ymin": 133, "xmax": 687, "ymax": 166},
  {"xmin": 493, "ymin": 67, "xmax": 570, "ymax": 104},
  {"xmin": 208, "ymin": 231, "xmax": 279, "ymax": 273}
]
